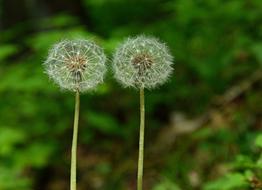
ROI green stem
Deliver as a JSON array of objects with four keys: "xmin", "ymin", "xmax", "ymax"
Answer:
[
  {"xmin": 71, "ymin": 90, "xmax": 80, "ymax": 190},
  {"xmin": 137, "ymin": 87, "xmax": 145, "ymax": 190}
]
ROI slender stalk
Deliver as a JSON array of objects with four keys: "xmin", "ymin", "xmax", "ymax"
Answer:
[
  {"xmin": 137, "ymin": 87, "xmax": 145, "ymax": 190},
  {"xmin": 71, "ymin": 90, "xmax": 80, "ymax": 190}
]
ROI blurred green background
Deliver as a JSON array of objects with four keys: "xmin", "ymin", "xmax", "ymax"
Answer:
[{"xmin": 0, "ymin": 0, "xmax": 261, "ymax": 189}]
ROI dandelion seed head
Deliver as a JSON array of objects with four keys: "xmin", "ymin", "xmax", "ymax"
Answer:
[
  {"xmin": 113, "ymin": 36, "xmax": 174, "ymax": 89},
  {"xmin": 44, "ymin": 39, "xmax": 107, "ymax": 92}
]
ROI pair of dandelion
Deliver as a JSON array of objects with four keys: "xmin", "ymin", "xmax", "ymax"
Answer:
[{"xmin": 44, "ymin": 36, "xmax": 174, "ymax": 190}]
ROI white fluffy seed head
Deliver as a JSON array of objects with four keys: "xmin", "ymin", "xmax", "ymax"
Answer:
[
  {"xmin": 113, "ymin": 35, "xmax": 174, "ymax": 89},
  {"xmin": 44, "ymin": 39, "xmax": 107, "ymax": 92}
]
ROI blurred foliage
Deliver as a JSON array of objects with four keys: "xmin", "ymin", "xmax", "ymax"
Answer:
[{"xmin": 0, "ymin": 0, "xmax": 261, "ymax": 189}]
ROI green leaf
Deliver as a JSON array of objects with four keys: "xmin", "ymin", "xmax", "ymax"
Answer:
[
  {"xmin": 256, "ymin": 154, "xmax": 262, "ymax": 169},
  {"xmin": 0, "ymin": 44, "xmax": 19, "ymax": 61},
  {"xmin": 204, "ymin": 173, "xmax": 249, "ymax": 190},
  {"xmin": 38, "ymin": 14, "xmax": 78, "ymax": 28},
  {"xmin": 255, "ymin": 134, "xmax": 262, "ymax": 148},
  {"xmin": 153, "ymin": 178, "xmax": 181, "ymax": 190},
  {"xmin": 0, "ymin": 166, "xmax": 31, "ymax": 190},
  {"xmin": 0, "ymin": 128, "xmax": 26, "ymax": 156},
  {"xmin": 87, "ymin": 111, "xmax": 120, "ymax": 135},
  {"xmin": 14, "ymin": 143, "xmax": 55, "ymax": 168},
  {"xmin": 251, "ymin": 43, "xmax": 262, "ymax": 65}
]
